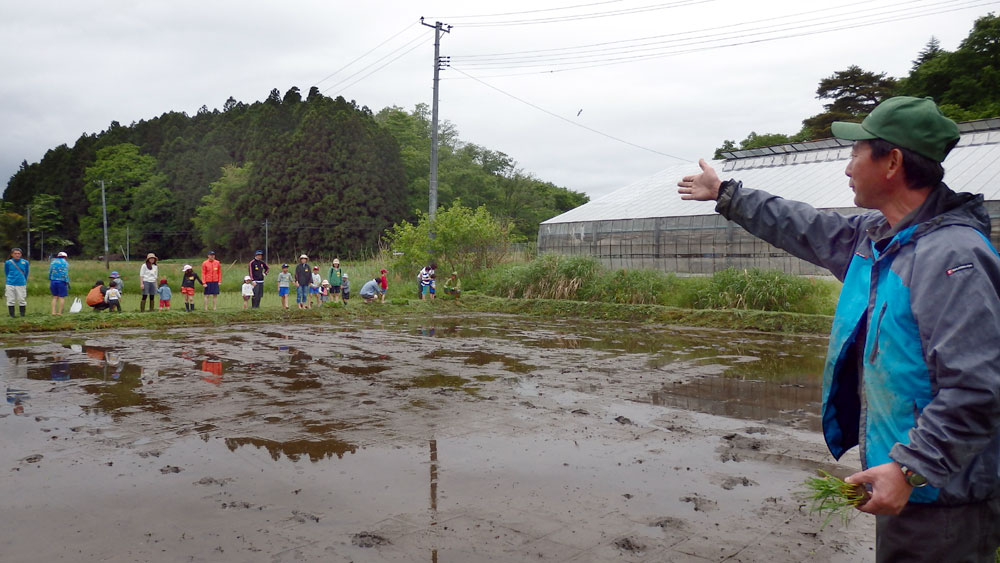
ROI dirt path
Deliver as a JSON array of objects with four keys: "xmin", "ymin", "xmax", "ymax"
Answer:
[{"xmin": 0, "ymin": 315, "xmax": 874, "ymax": 562}]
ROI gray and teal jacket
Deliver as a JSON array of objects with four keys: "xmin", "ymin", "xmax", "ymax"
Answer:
[{"xmin": 716, "ymin": 180, "xmax": 1000, "ymax": 506}]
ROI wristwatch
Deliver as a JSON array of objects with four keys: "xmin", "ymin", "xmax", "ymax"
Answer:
[{"xmin": 900, "ymin": 465, "xmax": 928, "ymax": 488}]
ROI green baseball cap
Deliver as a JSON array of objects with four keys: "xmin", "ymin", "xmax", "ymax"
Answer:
[{"xmin": 831, "ymin": 96, "xmax": 960, "ymax": 162}]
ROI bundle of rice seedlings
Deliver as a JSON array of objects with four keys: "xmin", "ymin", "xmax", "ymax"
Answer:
[{"xmin": 803, "ymin": 470, "xmax": 868, "ymax": 527}]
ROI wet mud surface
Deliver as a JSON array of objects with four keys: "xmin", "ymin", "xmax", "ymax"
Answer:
[{"xmin": 0, "ymin": 315, "xmax": 873, "ymax": 562}]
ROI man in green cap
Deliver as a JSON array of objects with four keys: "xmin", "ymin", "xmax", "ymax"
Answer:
[{"xmin": 678, "ymin": 96, "xmax": 1000, "ymax": 561}]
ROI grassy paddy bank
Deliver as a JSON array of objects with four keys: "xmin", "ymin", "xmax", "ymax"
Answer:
[{"xmin": 0, "ymin": 293, "xmax": 834, "ymax": 336}]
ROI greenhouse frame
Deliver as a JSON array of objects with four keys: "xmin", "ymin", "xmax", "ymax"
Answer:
[{"xmin": 538, "ymin": 120, "xmax": 1000, "ymax": 275}]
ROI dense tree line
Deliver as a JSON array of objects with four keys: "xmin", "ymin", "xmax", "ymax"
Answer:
[
  {"xmin": 715, "ymin": 13, "xmax": 1000, "ymax": 157},
  {"xmin": 2, "ymin": 87, "xmax": 587, "ymax": 258}
]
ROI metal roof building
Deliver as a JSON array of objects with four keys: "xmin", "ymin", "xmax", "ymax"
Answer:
[{"xmin": 538, "ymin": 120, "xmax": 1000, "ymax": 275}]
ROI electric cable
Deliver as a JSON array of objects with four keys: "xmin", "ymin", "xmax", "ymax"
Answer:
[
  {"xmin": 450, "ymin": 0, "xmax": 999, "ymax": 76},
  {"xmin": 312, "ymin": 20, "xmax": 421, "ymax": 88},
  {"xmin": 455, "ymin": 0, "xmax": 988, "ymax": 69},
  {"xmin": 449, "ymin": 66, "xmax": 690, "ymax": 162}
]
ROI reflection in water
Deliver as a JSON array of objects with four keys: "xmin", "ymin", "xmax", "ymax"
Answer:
[
  {"xmin": 6, "ymin": 387, "xmax": 29, "ymax": 416},
  {"xmin": 224, "ymin": 436, "xmax": 357, "ymax": 461},
  {"xmin": 2, "ymin": 345, "xmax": 169, "ymax": 420},
  {"xmin": 430, "ymin": 439, "xmax": 438, "ymax": 562},
  {"xmin": 423, "ymin": 349, "xmax": 534, "ymax": 374},
  {"xmin": 200, "ymin": 360, "xmax": 223, "ymax": 385},
  {"xmin": 647, "ymin": 373, "xmax": 821, "ymax": 431},
  {"xmin": 1, "ymin": 317, "xmax": 831, "ymax": 435}
]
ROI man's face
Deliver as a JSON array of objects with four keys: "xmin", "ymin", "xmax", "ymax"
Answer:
[
  {"xmin": 10, "ymin": 250, "xmax": 21, "ymax": 260},
  {"xmin": 845, "ymin": 141, "xmax": 891, "ymax": 210},
  {"xmin": 300, "ymin": 258, "xmax": 307, "ymax": 263}
]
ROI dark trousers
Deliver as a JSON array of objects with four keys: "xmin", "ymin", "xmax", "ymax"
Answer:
[
  {"xmin": 876, "ymin": 498, "xmax": 1000, "ymax": 562},
  {"xmin": 251, "ymin": 282, "xmax": 263, "ymax": 308}
]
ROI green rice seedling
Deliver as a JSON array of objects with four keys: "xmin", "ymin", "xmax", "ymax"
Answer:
[{"xmin": 802, "ymin": 470, "xmax": 867, "ymax": 527}]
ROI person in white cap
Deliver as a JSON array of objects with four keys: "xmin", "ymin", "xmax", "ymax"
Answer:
[
  {"xmin": 241, "ymin": 275, "xmax": 255, "ymax": 310},
  {"xmin": 5, "ymin": 247, "xmax": 29, "ymax": 318},
  {"xmin": 180, "ymin": 264, "xmax": 203, "ymax": 312},
  {"xmin": 294, "ymin": 254, "xmax": 312, "ymax": 309},
  {"xmin": 48, "ymin": 251, "xmax": 69, "ymax": 315},
  {"xmin": 138, "ymin": 253, "xmax": 158, "ymax": 313}
]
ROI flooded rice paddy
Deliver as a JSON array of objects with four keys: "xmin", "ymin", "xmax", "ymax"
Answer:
[{"xmin": 0, "ymin": 314, "xmax": 872, "ymax": 562}]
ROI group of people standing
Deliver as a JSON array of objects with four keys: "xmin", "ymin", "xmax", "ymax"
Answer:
[{"xmin": 5, "ymin": 245, "xmax": 459, "ymax": 317}]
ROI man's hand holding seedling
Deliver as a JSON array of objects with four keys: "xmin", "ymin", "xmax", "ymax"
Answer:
[{"xmin": 845, "ymin": 461, "xmax": 912, "ymax": 515}]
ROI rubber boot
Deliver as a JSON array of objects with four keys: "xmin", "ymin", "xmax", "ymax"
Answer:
[
  {"xmin": 8, "ymin": 306, "xmax": 14, "ymax": 318},
  {"xmin": 148, "ymin": 297, "xmax": 154, "ymax": 312},
  {"xmin": 19, "ymin": 306, "xmax": 25, "ymax": 317},
  {"xmin": 140, "ymin": 299, "xmax": 146, "ymax": 313}
]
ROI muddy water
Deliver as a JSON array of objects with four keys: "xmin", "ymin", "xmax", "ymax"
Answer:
[{"xmin": 0, "ymin": 315, "xmax": 870, "ymax": 562}]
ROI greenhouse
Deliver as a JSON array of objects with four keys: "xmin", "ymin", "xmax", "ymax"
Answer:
[{"xmin": 538, "ymin": 119, "xmax": 1000, "ymax": 275}]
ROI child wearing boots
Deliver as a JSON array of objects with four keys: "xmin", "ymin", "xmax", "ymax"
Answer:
[{"xmin": 180, "ymin": 265, "xmax": 203, "ymax": 312}]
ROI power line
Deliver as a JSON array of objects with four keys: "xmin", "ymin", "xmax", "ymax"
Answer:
[
  {"xmin": 312, "ymin": 20, "xmax": 421, "ymax": 88},
  {"xmin": 428, "ymin": 0, "xmax": 627, "ymax": 19},
  {"xmin": 448, "ymin": 0, "xmax": 1000, "ymax": 76},
  {"xmin": 441, "ymin": 0, "xmax": 717, "ymax": 27},
  {"xmin": 321, "ymin": 31, "xmax": 428, "ymax": 95},
  {"xmin": 456, "ymin": 0, "xmax": 891, "ymax": 61},
  {"xmin": 448, "ymin": 66, "xmax": 689, "ymax": 162},
  {"xmin": 455, "ymin": 0, "xmax": 985, "ymax": 68}
]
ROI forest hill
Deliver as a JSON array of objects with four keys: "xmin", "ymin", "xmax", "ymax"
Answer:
[{"xmin": 2, "ymin": 87, "xmax": 587, "ymax": 260}]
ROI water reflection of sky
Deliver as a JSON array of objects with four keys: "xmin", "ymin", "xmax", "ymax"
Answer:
[{"xmin": 1, "ymin": 318, "xmax": 828, "ymax": 430}]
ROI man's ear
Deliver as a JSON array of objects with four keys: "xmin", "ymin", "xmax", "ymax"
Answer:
[{"xmin": 884, "ymin": 148, "xmax": 905, "ymax": 181}]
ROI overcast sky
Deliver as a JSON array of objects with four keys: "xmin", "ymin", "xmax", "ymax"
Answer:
[{"xmin": 2, "ymin": 0, "xmax": 997, "ymax": 201}]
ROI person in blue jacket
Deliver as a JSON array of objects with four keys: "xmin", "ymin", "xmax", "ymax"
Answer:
[
  {"xmin": 4, "ymin": 247, "xmax": 29, "ymax": 318},
  {"xmin": 48, "ymin": 251, "xmax": 70, "ymax": 315},
  {"xmin": 679, "ymin": 97, "xmax": 1000, "ymax": 561}
]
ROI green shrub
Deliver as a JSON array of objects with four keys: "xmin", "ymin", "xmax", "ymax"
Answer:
[
  {"xmin": 695, "ymin": 268, "xmax": 813, "ymax": 312},
  {"xmin": 479, "ymin": 254, "xmax": 601, "ymax": 300},
  {"xmin": 479, "ymin": 258, "xmax": 839, "ymax": 315},
  {"xmin": 581, "ymin": 267, "xmax": 678, "ymax": 305},
  {"xmin": 384, "ymin": 202, "xmax": 512, "ymax": 280}
]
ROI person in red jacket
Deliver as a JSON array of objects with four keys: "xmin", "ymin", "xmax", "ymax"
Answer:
[{"xmin": 201, "ymin": 250, "xmax": 222, "ymax": 311}]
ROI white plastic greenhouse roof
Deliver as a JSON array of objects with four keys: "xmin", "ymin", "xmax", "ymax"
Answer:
[{"xmin": 542, "ymin": 123, "xmax": 1000, "ymax": 225}]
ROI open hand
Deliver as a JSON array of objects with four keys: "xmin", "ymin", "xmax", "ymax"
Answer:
[{"xmin": 677, "ymin": 159, "xmax": 722, "ymax": 201}]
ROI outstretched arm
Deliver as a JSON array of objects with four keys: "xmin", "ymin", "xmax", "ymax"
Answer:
[{"xmin": 677, "ymin": 159, "xmax": 722, "ymax": 201}]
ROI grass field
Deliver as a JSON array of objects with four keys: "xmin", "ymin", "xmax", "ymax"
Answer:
[{"xmin": 1, "ymin": 256, "xmax": 839, "ymax": 336}]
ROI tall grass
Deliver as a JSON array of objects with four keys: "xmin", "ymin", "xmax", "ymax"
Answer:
[{"xmin": 478, "ymin": 255, "xmax": 839, "ymax": 315}]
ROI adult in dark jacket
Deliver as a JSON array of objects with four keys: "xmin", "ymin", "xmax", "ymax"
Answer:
[
  {"xmin": 248, "ymin": 250, "xmax": 269, "ymax": 308},
  {"xmin": 678, "ymin": 96, "xmax": 1000, "ymax": 561},
  {"xmin": 294, "ymin": 254, "xmax": 312, "ymax": 309}
]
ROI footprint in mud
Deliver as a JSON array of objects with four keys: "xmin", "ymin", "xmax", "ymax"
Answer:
[
  {"xmin": 650, "ymin": 517, "xmax": 686, "ymax": 530},
  {"xmin": 720, "ymin": 476, "xmax": 758, "ymax": 490},
  {"xmin": 195, "ymin": 477, "xmax": 234, "ymax": 486},
  {"xmin": 717, "ymin": 433, "xmax": 766, "ymax": 462},
  {"xmin": 680, "ymin": 494, "xmax": 718, "ymax": 512},
  {"xmin": 221, "ymin": 501, "xmax": 256, "ymax": 510},
  {"xmin": 291, "ymin": 510, "xmax": 321, "ymax": 523},
  {"xmin": 159, "ymin": 465, "xmax": 183, "ymax": 474},
  {"xmin": 21, "ymin": 454, "xmax": 43, "ymax": 464},
  {"xmin": 613, "ymin": 537, "xmax": 645, "ymax": 553},
  {"xmin": 352, "ymin": 531, "xmax": 390, "ymax": 547}
]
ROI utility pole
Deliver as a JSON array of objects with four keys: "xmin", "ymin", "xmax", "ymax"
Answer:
[
  {"xmin": 421, "ymin": 17, "xmax": 451, "ymax": 223},
  {"xmin": 25, "ymin": 206, "xmax": 30, "ymax": 259},
  {"xmin": 96, "ymin": 180, "xmax": 110, "ymax": 270},
  {"xmin": 264, "ymin": 219, "xmax": 269, "ymax": 264}
]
